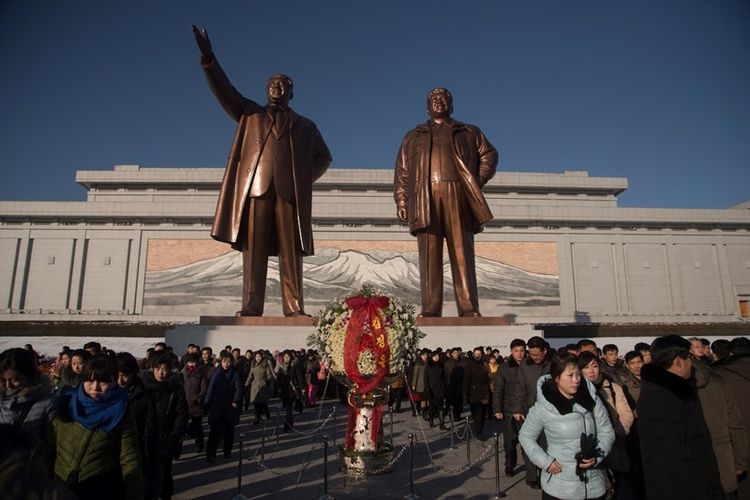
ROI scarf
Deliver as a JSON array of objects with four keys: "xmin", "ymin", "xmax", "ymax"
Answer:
[{"xmin": 69, "ymin": 384, "xmax": 129, "ymax": 433}]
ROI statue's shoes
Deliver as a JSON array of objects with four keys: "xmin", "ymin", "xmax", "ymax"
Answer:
[
  {"xmin": 235, "ymin": 309, "xmax": 262, "ymax": 317},
  {"xmin": 418, "ymin": 311, "xmax": 440, "ymax": 318},
  {"xmin": 286, "ymin": 310, "xmax": 312, "ymax": 318},
  {"xmin": 459, "ymin": 311, "xmax": 482, "ymax": 318}
]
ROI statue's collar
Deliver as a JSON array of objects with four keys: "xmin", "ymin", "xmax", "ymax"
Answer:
[{"xmin": 416, "ymin": 118, "xmax": 464, "ymax": 132}]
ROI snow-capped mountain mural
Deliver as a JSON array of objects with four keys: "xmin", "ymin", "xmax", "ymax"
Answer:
[{"xmin": 143, "ymin": 244, "xmax": 559, "ymax": 316}]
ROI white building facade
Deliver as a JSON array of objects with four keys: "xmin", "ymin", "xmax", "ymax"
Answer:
[{"xmin": 1, "ymin": 165, "xmax": 749, "ymax": 329}]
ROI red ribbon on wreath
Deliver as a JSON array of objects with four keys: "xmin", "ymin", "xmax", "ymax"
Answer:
[{"xmin": 343, "ymin": 295, "xmax": 391, "ymax": 395}]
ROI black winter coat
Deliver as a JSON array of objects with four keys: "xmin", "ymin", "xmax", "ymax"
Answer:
[
  {"xmin": 204, "ymin": 367, "xmax": 243, "ymax": 425},
  {"xmin": 444, "ymin": 358, "xmax": 464, "ymax": 398},
  {"xmin": 125, "ymin": 377, "xmax": 159, "ymax": 470},
  {"xmin": 463, "ymin": 357, "xmax": 490, "ymax": 404},
  {"xmin": 142, "ymin": 372, "xmax": 189, "ymax": 459},
  {"xmin": 637, "ymin": 364, "xmax": 724, "ymax": 500},
  {"xmin": 492, "ymin": 356, "xmax": 521, "ymax": 414},
  {"xmin": 181, "ymin": 364, "xmax": 208, "ymax": 418},
  {"xmin": 507, "ymin": 356, "xmax": 550, "ymax": 415},
  {"xmin": 424, "ymin": 360, "xmax": 447, "ymax": 400}
]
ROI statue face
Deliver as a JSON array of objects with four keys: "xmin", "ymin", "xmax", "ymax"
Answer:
[
  {"xmin": 267, "ymin": 75, "xmax": 292, "ymax": 106},
  {"xmin": 427, "ymin": 89, "xmax": 452, "ymax": 119}
]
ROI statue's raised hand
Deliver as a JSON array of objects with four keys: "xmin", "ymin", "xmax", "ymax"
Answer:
[{"xmin": 192, "ymin": 25, "xmax": 213, "ymax": 58}]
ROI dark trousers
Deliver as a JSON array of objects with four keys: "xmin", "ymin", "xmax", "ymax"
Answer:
[
  {"xmin": 446, "ymin": 393, "xmax": 463, "ymax": 421},
  {"xmin": 241, "ymin": 185, "xmax": 304, "ymax": 316},
  {"xmin": 429, "ymin": 396, "xmax": 444, "ymax": 419},
  {"xmin": 470, "ymin": 402, "xmax": 486, "ymax": 437},
  {"xmin": 503, "ymin": 418, "xmax": 519, "ymax": 469},
  {"xmin": 417, "ymin": 181, "xmax": 479, "ymax": 316},
  {"xmin": 159, "ymin": 456, "xmax": 174, "ymax": 500},
  {"xmin": 207, "ymin": 420, "xmax": 235, "ymax": 459},
  {"xmin": 253, "ymin": 402, "xmax": 270, "ymax": 423},
  {"xmin": 187, "ymin": 416, "xmax": 204, "ymax": 448}
]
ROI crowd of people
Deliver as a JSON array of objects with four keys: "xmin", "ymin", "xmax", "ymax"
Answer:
[
  {"xmin": 405, "ymin": 336, "xmax": 750, "ymax": 499},
  {"xmin": 0, "ymin": 334, "xmax": 748, "ymax": 499}
]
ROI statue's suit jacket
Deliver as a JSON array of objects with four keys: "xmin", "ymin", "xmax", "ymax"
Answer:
[
  {"xmin": 201, "ymin": 56, "xmax": 332, "ymax": 255},
  {"xmin": 394, "ymin": 119, "xmax": 498, "ymax": 235}
]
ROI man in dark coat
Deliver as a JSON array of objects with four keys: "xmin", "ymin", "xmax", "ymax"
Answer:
[
  {"xmin": 507, "ymin": 336, "xmax": 550, "ymax": 489},
  {"xmin": 444, "ymin": 348, "xmax": 465, "ymax": 421},
  {"xmin": 492, "ymin": 338, "xmax": 526, "ymax": 476},
  {"xmin": 463, "ymin": 347, "xmax": 490, "ymax": 439},
  {"xmin": 424, "ymin": 351, "xmax": 447, "ymax": 429},
  {"xmin": 203, "ymin": 351, "xmax": 244, "ymax": 463},
  {"xmin": 193, "ymin": 26, "xmax": 332, "ymax": 317},
  {"xmin": 394, "ymin": 87, "xmax": 498, "ymax": 317},
  {"xmin": 693, "ymin": 357, "xmax": 748, "ymax": 497},
  {"xmin": 116, "ymin": 352, "xmax": 160, "ymax": 499},
  {"xmin": 143, "ymin": 353, "xmax": 188, "ymax": 500},
  {"xmin": 181, "ymin": 353, "xmax": 208, "ymax": 453},
  {"xmin": 637, "ymin": 335, "xmax": 724, "ymax": 500},
  {"xmin": 715, "ymin": 337, "xmax": 750, "ymax": 499}
]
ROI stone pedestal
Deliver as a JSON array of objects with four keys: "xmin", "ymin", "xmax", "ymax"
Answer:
[{"xmin": 166, "ymin": 316, "xmax": 536, "ymax": 354}]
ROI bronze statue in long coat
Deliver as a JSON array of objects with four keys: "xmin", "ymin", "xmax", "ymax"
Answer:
[
  {"xmin": 193, "ymin": 26, "xmax": 332, "ymax": 317},
  {"xmin": 394, "ymin": 87, "xmax": 497, "ymax": 317}
]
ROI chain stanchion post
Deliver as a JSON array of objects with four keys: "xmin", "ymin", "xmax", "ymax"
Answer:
[
  {"xmin": 494, "ymin": 431, "xmax": 506, "ymax": 498},
  {"xmin": 465, "ymin": 416, "xmax": 471, "ymax": 468},
  {"xmin": 404, "ymin": 433, "xmax": 419, "ymax": 499},
  {"xmin": 449, "ymin": 413, "xmax": 456, "ymax": 449},
  {"xmin": 275, "ymin": 406, "xmax": 281, "ymax": 448},
  {"xmin": 318, "ymin": 434, "xmax": 333, "ymax": 500},
  {"xmin": 260, "ymin": 429, "xmax": 266, "ymax": 464},
  {"xmin": 232, "ymin": 432, "xmax": 247, "ymax": 500},
  {"xmin": 389, "ymin": 406, "xmax": 395, "ymax": 447}
]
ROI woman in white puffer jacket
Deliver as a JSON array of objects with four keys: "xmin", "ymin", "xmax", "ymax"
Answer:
[{"xmin": 519, "ymin": 351, "xmax": 615, "ymax": 500}]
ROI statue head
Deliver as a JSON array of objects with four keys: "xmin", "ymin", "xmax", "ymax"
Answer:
[
  {"xmin": 426, "ymin": 87, "xmax": 453, "ymax": 120},
  {"xmin": 267, "ymin": 73, "xmax": 294, "ymax": 106}
]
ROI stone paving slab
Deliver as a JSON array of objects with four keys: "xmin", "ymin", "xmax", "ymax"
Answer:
[{"xmin": 172, "ymin": 398, "xmax": 540, "ymax": 499}]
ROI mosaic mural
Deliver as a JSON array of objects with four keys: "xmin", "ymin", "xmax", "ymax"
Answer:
[{"xmin": 143, "ymin": 240, "xmax": 560, "ymax": 317}]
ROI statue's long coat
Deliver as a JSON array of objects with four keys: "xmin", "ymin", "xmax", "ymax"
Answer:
[
  {"xmin": 393, "ymin": 119, "xmax": 497, "ymax": 236},
  {"xmin": 201, "ymin": 57, "xmax": 332, "ymax": 255}
]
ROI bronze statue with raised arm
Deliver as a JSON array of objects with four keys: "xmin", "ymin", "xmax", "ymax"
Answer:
[
  {"xmin": 192, "ymin": 26, "xmax": 332, "ymax": 317},
  {"xmin": 394, "ymin": 88, "xmax": 498, "ymax": 317}
]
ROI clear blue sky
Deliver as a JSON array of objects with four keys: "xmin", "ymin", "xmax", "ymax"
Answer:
[{"xmin": 1, "ymin": 0, "xmax": 748, "ymax": 208}]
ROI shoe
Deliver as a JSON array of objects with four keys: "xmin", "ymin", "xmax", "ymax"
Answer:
[
  {"xmin": 283, "ymin": 424, "xmax": 294, "ymax": 432},
  {"xmin": 504, "ymin": 466, "xmax": 514, "ymax": 476},
  {"xmin": 418, "ymin": 311, "xmax": 439, "ymax": 318},
  {"xmin": 253, "ymin": 419, "xmax": 260, "ymax": 425},
  {"xmin": 527, "ymin": 481, "xmax": 541, "ymax": 490},
  {"xmin": 285, "ymin": 310, "xmax": 311, "ymax": 317},
  {"xmin": 206, "ymin": 456, "xmax": 216, "ymax": 464},
  {"xmin": 223, "ymin": 451, "xmax": 231, "ymax": 459},
  {"xmin": 235, "ymin": 309, "xmax": 261, "ymax": 317},
  {"xmin": 460, "ymin": 310, "xmax": 482, "ymax": 318},
  {"xmin": 196, "ymin": 443, "xmax": 204, "ymax": 454}
]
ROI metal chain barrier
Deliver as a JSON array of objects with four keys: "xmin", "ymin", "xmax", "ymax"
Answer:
[
  {"xmin": 254, "ymin": 443, "xmax": 325, "ymax": 477},
  {"xmin": 244, "ymin": 374, "xmax": 503, "ymax": 494},
  {"xmin": 342, "ymin": 442, "xmax": 411, "ymax": 476},
  {"xmin": 437, "ymin": 440, "xmax": 497, "ymax": 474},
  {"xmin": 287, "ymin": 408, "xmax": 336, "ymax": 436}
]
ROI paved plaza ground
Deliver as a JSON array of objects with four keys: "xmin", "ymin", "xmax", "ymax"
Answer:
[{"xmin": 172, "ymin": 396, "xmax": 541, "ymax": 499}]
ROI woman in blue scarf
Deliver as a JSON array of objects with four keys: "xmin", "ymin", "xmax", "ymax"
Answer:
[{"xmin": 45, "ymin": 356, "xmax": 144, "ymax": 500}]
